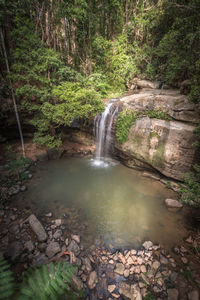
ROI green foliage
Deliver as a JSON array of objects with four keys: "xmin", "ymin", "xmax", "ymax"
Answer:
[
  {"xmin": 0, "ymin": 257, "xmax": 79, "ymax": 300},
  {"xmin": 140, "ymin": 109, "xmax": 172, "ymax": 120},
  {"xmin": 18, "ymin": 262, "xmax": 75, "ymax": 300},
  {"xmin": 180, "ymin": 164, "xmax": 200, "ymax": 207},
  {"xmin": 0, "ymin": 256, "xmax": 15, "ymax": 299},
  {"xmin": 116, "ymin": 110, "xmax": 136, "ymax": 143},
  {"xmin": 6, "ymin": 146, "xmax": 32, "ymax": 180}
]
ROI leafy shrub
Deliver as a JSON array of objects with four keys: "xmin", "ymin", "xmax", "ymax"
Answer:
[
  {"xmin": 116, "ymin": 110, "xmax": 136, "ymax": 143},
  {"xmin": 141, "ymin": 109, "xmax": 172, "ymax": 120},
  {"xmin": 180, "ymin": 164, "xmax": 200, "ymax": 207}
]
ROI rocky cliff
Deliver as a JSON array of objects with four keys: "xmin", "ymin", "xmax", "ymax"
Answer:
[{"xmin": 115, "ymin": 88, "xmax": 200, "ymax": 181}]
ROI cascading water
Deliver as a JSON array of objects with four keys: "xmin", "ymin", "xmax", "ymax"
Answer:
[{"xmin": 93, "ymin": 100, "xmax": 119, "ymax": 166}]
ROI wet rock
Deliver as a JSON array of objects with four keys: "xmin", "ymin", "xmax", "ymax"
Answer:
[
  {"xmin": 88, "ymin": 271, "xmax": 98, "ymax": 290},
  {"xmin": 28, "ymin": 214, "xmax": 47, "ymax": 242},
  {"xmin": 46, "ymin": 241, "xmax": 61, "ymax": 258},
  {"xmin": 5, "ymin": 241, "xmax": 23, "ymax": 261},
  {"xmin": 167, "ymin": 288, "xmax": 179, "ymax": 300},
  {"xmin": 71, "ymin": 234, "xmax": 80, "ymax": 244},
  {"xmin": 164, "ymin": 199, "xmax": 183, "ymax": 211},
  {"xmin": 142, "ymin": 241, "xmax": 153, "ymax": 250},
  {"xmin": 108, "ymin": 285, "xmax": 116, "ymax": 294},
  {"xmin": 53, "ymin": 229, "xmax": 62, "ymax": 239},
  {"xmin": 67, "ymin": 240, "xmax": 80, "ymax": 256},
  {"xmin": 47, "ymin": 148, "xmax": 64, "ymax": 160},
  {"xmin": 119, "ymin": 282, "xmax": 142, "ymax": 300},
  {"xmin": 24, "ymin": 240, "xmax": 34, "ymax": 252},
  {"xmin": 188, "ymin": 290, "xmax": 199, "ymax": 300},
  {"xmin": 71, "ymin": 275, "xmax": 84, "ymax": 291},
  {"xmin": 114, "ymin": 263, "xmax": 125, "ymax": 275}
]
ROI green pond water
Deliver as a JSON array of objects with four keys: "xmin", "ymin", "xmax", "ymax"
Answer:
[{"xmin": 24, "ymin": 157, "xmax": 190, "ymax": 250}]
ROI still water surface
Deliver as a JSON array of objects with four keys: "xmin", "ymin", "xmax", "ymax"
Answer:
[{"xmin": 25, "ymin": 158, "xmax": 189, "ymax": 250}]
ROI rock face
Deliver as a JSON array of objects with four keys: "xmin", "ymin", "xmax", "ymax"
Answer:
[
  {"xmin": 28, "ymin": 214, "xmax": 47, "ymax": 242},
  {"xmin": 115, "ymin": 89, "xmax": 199, "ymax": 181}
]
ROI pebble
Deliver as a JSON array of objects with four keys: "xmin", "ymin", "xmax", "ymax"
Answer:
[
  {"xmin": 181, "ymin": 257, "xmax": 188, "ymax": 264},
  {"xmin": 88, "ymin": 271, "xmax": 98, "ymax": 289},
  {"xmin": 45, "ymin": 241, "xmax": 61, "ymax": 258},
  {"xmin": 108, "ymin": 284, "xmax": 116, "ymax": 293}
]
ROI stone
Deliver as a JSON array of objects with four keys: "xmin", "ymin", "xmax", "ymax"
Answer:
[
  {"xmin": 114, "ymin": 263, "xmax": 125, "ymax": 275},
  {"xmin": 167, "ymin": 288, "xmax": 179, "ymax": 300},
  {"xmin": 82, "ymin": 257, "xmax": 92, "ymax": 273},
  {"xmin": 65, "ymin": 238, "xmax": 69, "ymax": 246},
  {"xmin": 54, "ymin": 219, "xmax": 62, "ymax": 226},
  {"xmin": 108, "ymin": 284, "xmax": 116, "ymax": 294},
  {"xmin": 152, "ymin": 260, "xmax": 161, "ymax": 270},
  {"xmin": 46, "ymin": 241, "xmax": 61, "ymax": 258},
  {"xmin": 164, "ymin": 199, "xmax": 183, "ymax": 211},
  {"xmin": 142, "ymin": 241, "xmax": 153, "ymax": 250},
  {"xmin": 188, "ymin": 290, "xmax": 199, "ymax": 300},
  {"xmin": 45, "ymin": 212, "xmax": 52, "ymax": 217},
  {"xmin": 20, "ymin": 185, "xmax": 26, "ymax": 192},
  {"xmin": 53, "ymin": 229, "xmax": 62, "ymax": 239},
  {"xmin": 185, "ymin": 236, "xmax": 193, "ymax": 244},
  {"xmin": 124, "ymin": 269, "xmax": 130, "ymax": 278},
  {"xmin": 181, "ymin": 257, "xmax": 188, "ymax": 264},
  {"xmin": 160, "ymin": 255, "xmax": 169, "ymax": 265},
  {"xmin": 71, "ymin": 234, "xmax": 80, "ymax": 244},
  {"xmin": 119, "ymin": 282, "xmax": 142, "ymax": 300},
  {"xmin": 140, "ymin": 265, "xmax": 146, "ymax": 273},
  {"xmin": 88, "ymin": 271, "xmax": 98, "ymax": 289},
  {"xmin": 67, "ymin": 240, "xmax": 80, "ymax": 256},
  {"xmin": 28, "ymin": 214, "xmax": 47, "ymax": 242},
  {"xmin": 38, "ymin": 243, "xmax": 47, "ymax": 252},
  {"xmin": 133, "ymin": 78, "xmax": 160, "ymax": 89},
  {"xmin": 71, "ymin": 275, "xmax": 84, "ymax": 291},
  {"xmin": 33, "ymin": 253, "xmax": 48, "ymax": 266},
  {"xmin": 24, "ymin": 240, "xmax": 34, "ymax": 252}
]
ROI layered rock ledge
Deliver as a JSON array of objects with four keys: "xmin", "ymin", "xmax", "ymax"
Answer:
[{"xmin": 115, "ymin": 89, "xmax": 199, "ymax": 181}]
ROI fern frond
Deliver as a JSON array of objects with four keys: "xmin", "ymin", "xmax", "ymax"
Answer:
[
  {"xmin": 0, "ymin": 256, "xmax": 15, "ymax": 299},
  {"xmin": 18, "ymin": 261, "xmax": 76, "ymax": 300}
]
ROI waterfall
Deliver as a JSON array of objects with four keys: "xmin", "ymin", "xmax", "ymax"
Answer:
[{"xmin": 93, "ymin": 100, "xmax": 119, "ymax": 165}]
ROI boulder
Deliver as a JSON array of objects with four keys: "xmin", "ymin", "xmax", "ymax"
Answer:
[
  {"xmin": 28, "ymin": 214, "xmax": 47, "ymax": 242},
  {"xmin": 133, "ymin": 78, "xmax": 160, "ymax": 89},
  {"xmin": 164, "ymin": 199, "xmax": 183, "ymax": 211},
  {"xmin": 46, "ymin": 241, "xmax": 61, "ymax": 258},
  {"xmin": 120, "ymin": 89, "xmax": 200, "ymax": 123},
  {"xmin": 116, "ymin": 117, "xmax": 196, "ymax": 181}
]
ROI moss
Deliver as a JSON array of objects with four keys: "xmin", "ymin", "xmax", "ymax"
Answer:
[{"xmin": 150, "ymin": 131, "xmax": 160, "ymax": 138}]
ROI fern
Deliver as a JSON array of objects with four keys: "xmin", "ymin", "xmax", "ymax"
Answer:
[
  {"xmin": 18, "ymin": 261, "xmax": 76, "ymax": 300},
  {"xmin": 0, "ymin": 256, "xmax": 15, "ymax": 299}
]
